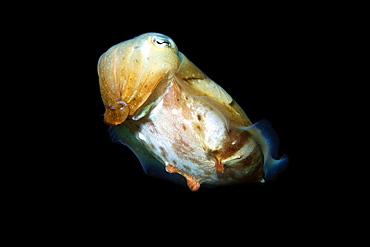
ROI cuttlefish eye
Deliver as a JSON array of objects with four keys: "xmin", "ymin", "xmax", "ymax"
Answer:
[{"xmin": 152, "ymin": 36, "xmax": 171, "ymax": 47}]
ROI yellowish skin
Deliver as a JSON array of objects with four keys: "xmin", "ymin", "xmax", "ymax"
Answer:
[{"xmin": 98, "ymin": 33, "xmax": 286, "ymax": 191}]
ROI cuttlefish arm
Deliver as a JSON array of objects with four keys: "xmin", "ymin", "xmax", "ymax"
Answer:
[{"xmin": 240, "ymin": 119, "xmax": 289, "ymax": 181}]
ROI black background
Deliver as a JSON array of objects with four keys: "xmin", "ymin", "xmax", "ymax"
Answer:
[
  {"xmin": 28, "ymin": 5, "xmax": 339, "ymax": 227},
  {"xmin": 7, "ymin": 3, "xmax": 361, "ymax": 243}
]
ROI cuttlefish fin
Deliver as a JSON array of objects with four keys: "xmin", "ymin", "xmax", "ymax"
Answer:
[
  {"xmin": 110, "ymin": 124, "xmax": 187, "ymax": 186},
  {"xmin": 165, "ymin": 164, "xmax": 201, "ymax": 191},
  {"xmin": 240, "ymin": 119, "xmax": 289, "ymax": 181}
]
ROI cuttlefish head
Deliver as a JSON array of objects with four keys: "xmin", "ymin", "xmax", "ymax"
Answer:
[{"xmin": 98, "ymin": 32, "xmax": 179, "ymax": 125}]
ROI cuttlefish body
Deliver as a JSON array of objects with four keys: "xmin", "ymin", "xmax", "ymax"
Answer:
[{"xmin": 98, "ymin": 32, "xmax": 288, "ymax": 191}]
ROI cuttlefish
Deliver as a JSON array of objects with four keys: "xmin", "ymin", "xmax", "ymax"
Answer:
[{"xmin": 97, "ymin": 32, "xmax": 288, "ymax": 191}]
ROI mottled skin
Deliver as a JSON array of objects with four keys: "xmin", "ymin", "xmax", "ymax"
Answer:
[
  {"xmin": 98, "ymin": 33, "xmax": 282, "ymax": 191},
  {"xmin": 123, "ymin": 78, "xmax": 264, "ymax": 191}
]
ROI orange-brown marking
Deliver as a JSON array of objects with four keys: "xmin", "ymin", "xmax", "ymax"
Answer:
[
  {"xmin": 165, "ymin": 164, "xmax": 200, "ymax": 191},
  {"xmin": 185, "ymin": 176, "xmax": 200, "ymax": 192},
  {"xmin": 215, "ymin": 159, "xmax": 225, "ymax": 173},
  {"xmin": 165, "ymin": 164, "xmax": 178, "ymax": 173}
]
